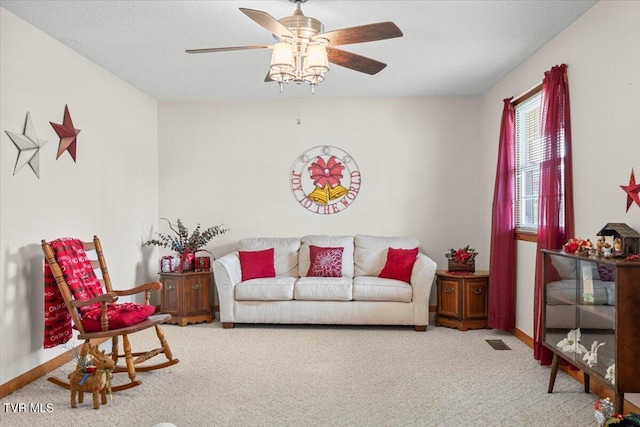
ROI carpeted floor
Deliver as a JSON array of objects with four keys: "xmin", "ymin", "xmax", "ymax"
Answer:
[{"xmin": 1, "ymin": 321, "xmax": 598, "ymax": 426}]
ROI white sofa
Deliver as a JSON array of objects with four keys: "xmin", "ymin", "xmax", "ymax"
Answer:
[{"xmin": 213, "ymin": 235, "xmax": 437, "ymax": 331}]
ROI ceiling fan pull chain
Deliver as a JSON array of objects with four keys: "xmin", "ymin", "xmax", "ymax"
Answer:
[{"xmin": 297, "ymin": 85, "xmax": 301, "ymax": 125}]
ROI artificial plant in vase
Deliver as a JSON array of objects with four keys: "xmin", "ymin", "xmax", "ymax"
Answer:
[{"xmin": 144, "ymin": 218, "xmax": 228, "ymax": 271}]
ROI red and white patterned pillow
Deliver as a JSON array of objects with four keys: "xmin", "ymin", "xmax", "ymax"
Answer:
[
  {"xmin": 597, "ymin": 264, "xmax": 616, "ymax": 281},
  {"xmin": 307, "ymin": 245, "xmax": 344, "ymax": 277}
]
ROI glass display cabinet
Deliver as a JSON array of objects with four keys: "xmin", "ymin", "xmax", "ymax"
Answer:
[{"xmin": 542, "ymin": 249, "xmax": 640, "ymax": 413}]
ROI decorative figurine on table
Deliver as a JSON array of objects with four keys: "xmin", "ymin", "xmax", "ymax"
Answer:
[
  {"xmin": 575, "ymin": 239, "xmax": 593, "ymax": 257},
  {"xmin": 613, "ymin": 238, "xmax": 623, "ymax": 257},
  {"xmin": 563, "ymin": 237, "xmax": 591, "ymax": 255},
  {"xmin": 596, "ymin": 236, "xmax": 606, "ymax": 257},
  {"xmin": 603, "ymin": 243, "xmax": 613, "ymax": 258}
]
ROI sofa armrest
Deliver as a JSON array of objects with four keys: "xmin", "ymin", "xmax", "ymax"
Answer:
[
  {"xmin": 213, "ymin": 252, "xmax": 242, "ymax": 324},
  {"xmin": 410, "ymin": 253, "xmax": 437, "ymax": 326}
]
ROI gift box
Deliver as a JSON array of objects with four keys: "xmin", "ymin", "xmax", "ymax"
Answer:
[
  {"xmin": 194, "ymin": 256, "xmax": 211, "ymax": 272},
  {"xmin": 160, "ymin": 255, "xmax": 175, "ymax": 273}
]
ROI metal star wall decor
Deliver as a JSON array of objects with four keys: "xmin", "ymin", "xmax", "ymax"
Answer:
[
  {"xmin": 4, "ymin": 112, "xmax": 48, "ymax": 178},
  {"xmin": 620, "ymin": 168, "xmax": 640, "ymax": 212},
  {"xmin": 50, "ymin": 105, "xmax": 81, "ymax": 162}
]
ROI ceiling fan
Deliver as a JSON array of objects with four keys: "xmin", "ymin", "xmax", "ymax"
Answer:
[{"xmin": 186, "ymin": 0, "xmax": 403, "ymax": 93}]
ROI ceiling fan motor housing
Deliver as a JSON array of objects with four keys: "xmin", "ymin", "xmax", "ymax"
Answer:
[{"xmin": 279, "ymin": 9, "xmax": 324, "ymax": 45}]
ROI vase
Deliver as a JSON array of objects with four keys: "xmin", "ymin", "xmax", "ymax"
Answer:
[{"xmin": 178, "ymin": 251, "xmax": 195, "ymax": 272}]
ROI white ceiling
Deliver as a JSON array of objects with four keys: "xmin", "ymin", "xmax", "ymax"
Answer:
[{"xmin": 0, "ymin": 0, "xmax": 598, "ymax": 101}]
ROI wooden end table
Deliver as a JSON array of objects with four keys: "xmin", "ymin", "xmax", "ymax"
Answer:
[
  {"xmin": 435, "ymin": 270, "xmax": 489, "ymax": 331},
  {"xmin": 159, "ymin": 271, "xmax": 213, "ymax": 326}
]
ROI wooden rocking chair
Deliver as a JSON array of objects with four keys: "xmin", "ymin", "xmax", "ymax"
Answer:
[{"xmin": 41, "ymin": 236, "xmax": 179, "ymax": 392}]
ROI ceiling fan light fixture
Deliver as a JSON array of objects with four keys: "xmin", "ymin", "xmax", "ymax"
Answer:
[
  {"xmin": 304, "ymin": 44, "xmax": 329, "ymax": 74},
  {"xmin": 302, "ymin": 70, "xmax": 325, "ymax": 94},
  {"xmin": 270, "ymin": 42, "xmax": 295, "ymax": 72},
  {"xmin": 269, "ymin": 68, "xmax": 295, "ymax": 93}
]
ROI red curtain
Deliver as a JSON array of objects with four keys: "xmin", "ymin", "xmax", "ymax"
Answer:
[
  {"xmin": 533, "ymin": 64, "xmax": 575, "ymax": 364},
  {"xmin": 488, "ymin": 98, "xmax": 516, "ymax": 330}
]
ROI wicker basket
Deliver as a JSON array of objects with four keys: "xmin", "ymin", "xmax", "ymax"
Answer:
[{"xmin": 447, "ymin": 259, "xmax": 475, "ymax": 273}]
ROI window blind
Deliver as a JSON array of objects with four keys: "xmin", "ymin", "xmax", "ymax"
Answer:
[{"xmin": 515, "ymin": 91, "xmax": 543, "ymax": 233}]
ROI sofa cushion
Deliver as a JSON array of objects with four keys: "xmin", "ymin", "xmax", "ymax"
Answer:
[
  {"xmin": 546, "ymin": 279, "xmax": 609, "ymax": 305},
  {"xmin": 307, "ymin": 245, "xmax": 344, "ymax": 277},
  {"xmin": 354, "ymin": 235, "xmax": 420, "ymax": 277},
  {"xmin": 235, "ymin": 277, "xmax": 295, "ymax": 301},
  {"xmin": 82, "ymin": 303, "xmax": 156, "ymax": 332},
  {"xmin": 550, "ymin": 255, "xmax": 576, "ymax": 279},
  {"xmin": 294, "ymin": 277, "xmax": 353, "ymax": 301},
  {"xmin": 378, "ymin": 247, "xmax": 419, "ymax": 283},
  {"xmin": 299, "ymin": 235, "xmax": 354, "ymax": 277},
  {"xmin": 239, "ymin": 248, "xmax": 275, "ymax": 281},
  {"xmin": 353, "ymin": 276, "xmax": 413, "ymax": 302},
  {"xmin": 239, "ymin": 237, "xmax": 301, "ymax": 277}
]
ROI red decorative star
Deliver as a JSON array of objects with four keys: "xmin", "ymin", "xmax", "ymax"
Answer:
[
  {"xmin": 50, "ymin": 105, "xmax": 81, "ymax": 162},
  {"xmin": 620, "ymin": 169, "xmax": 640, "ymax": 212}
]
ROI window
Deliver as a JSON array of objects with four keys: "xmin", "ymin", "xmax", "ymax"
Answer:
[
  {"xmin": 514, "ymin": 88, "xmax": 542, "ymax": 234},
  {"xmin": 514, "ymin": 85, "xmax": 565, "ymax": 238}
]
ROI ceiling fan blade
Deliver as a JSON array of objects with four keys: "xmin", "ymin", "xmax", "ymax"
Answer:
[
  {"xmin": 264, "ymin": 71, "xmax": 274, "ymax": 82},
  {"xmin": 239, "ymin": 8, "xmax": 295, "ymax": 39},
  {"xmin": 186, "ymin": 45, "xmax": 270, "ymax": 54},
  {"xmin": 327, "ymin": 47, "xmax": 387, "ymax": 75},
  {"xmin": 320, "ymin": 22, "xmax": 403, "ymax": 46}
]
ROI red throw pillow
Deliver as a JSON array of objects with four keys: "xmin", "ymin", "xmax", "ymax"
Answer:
[
  {"xmin": 307, "ymin": 245, "xmax": 344, "ymax": 277},
  {"xmin": 378, "ymin": 247, "xmax": 419, "ymax": 283},
  {"xmin": 239, "ymin": 248, "xmax": 276, "ymax": 281},
  {"xmin": 81, "ymin": 303, "xmax": 156, "ymax": 332}
]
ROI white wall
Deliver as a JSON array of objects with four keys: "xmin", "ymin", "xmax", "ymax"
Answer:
[
  {"xmin": 480, "ymin": 0, "xmax": 640, "ymax": 337},
  {"xmin": 158, "ymin": 97, "xmax": 483, "ymax": 300},
  {"xmin": 0, "ymin": 8, "xmax": 159, "ymax": 385},
  {"xmin": 480, "ymin": 0, "xmax": 640, "ymax": 404}
]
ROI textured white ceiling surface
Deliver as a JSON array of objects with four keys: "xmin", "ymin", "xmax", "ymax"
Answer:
[{"xmin": 0, "ymin": 0, "xmax": 598, "ymax": 100}]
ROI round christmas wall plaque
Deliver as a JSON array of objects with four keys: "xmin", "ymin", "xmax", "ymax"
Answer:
[{"xmin": 290, "ymin": 146, "xmax": 361, "ymax": 215}]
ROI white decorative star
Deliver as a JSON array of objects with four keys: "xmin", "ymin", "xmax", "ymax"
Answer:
[{"xmin": 5, "ymin": 112, "xmax": 48, "ymax": 178}]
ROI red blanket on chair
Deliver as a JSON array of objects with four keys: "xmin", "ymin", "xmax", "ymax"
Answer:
[
  {"xmin": 44, "ymin": 251, "xmax": 73, "ymax": 349},
  {"xmin": 44, "ymin": 238, "xmax": 155, "ymax": 348}
]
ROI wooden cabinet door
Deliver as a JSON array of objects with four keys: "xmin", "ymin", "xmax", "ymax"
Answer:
[
  {"xmin": 183, "ymin": 274, "xmax": 210, "ymax": 315},
  {"xmin": 438, "ymin": 278, "xmax": 460, "ymax": 318},
  {"xmin": 463, "ymin": 278, "xmax": 488, "ymax": 319},
  {"xmin": 161, "ymin": 276, "xmax": 181, "ymax": 315}
]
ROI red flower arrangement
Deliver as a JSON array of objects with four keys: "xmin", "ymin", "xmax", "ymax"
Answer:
[
  {"xmin": 446, "ymin": 245, "xmax": 478, "ymax": 265},
  {"xmin": 562, "ymin": 237, "xmax": 592, "ymax": 254}
]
